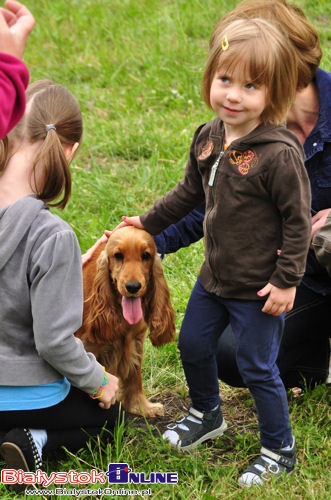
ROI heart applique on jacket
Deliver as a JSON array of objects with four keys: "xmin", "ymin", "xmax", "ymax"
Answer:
[{"xmin": 229, "ymin": 149, "xmax": 258, "ymax": 175}]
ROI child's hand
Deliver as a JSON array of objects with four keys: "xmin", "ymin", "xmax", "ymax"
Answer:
[
  {"xmin": 257, "ymin": 283, "xmax": 296, "ymax": 316},
  {"xmin": 82, "ymin": 233, "xmax": 109, "ymax": 267},
  {"xmin": 0, "ymin": 1, "xmax": 35, "ymax": 59},
  {"xmin": 98, "ymin": 372, "xmax": 119, "ymax": 410},
  {"xmin": 113, "ymin": 216, "xmax": 145, "ymax": 233},
  {"xmin": 82, "ymin": 216, "xmax": 145, "ymax": 266},
  {"xmin": 82, "ymin": 217, "xmax": 146, "ymax": 266}
]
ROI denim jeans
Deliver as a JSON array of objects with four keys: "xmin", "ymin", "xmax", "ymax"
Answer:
[{"xmin": 179, "ymin": 277, "xmax": 292, "ymax": 449}]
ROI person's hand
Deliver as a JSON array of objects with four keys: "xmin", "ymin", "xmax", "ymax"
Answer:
[
  {"xmin": 0, "ymin": 1, "xmax": 35, "ymax": 59},
  {"xmin": 82, "ymin": 233, "xmax": 109, "ymax": 267},
  {"xmin": 257, "ymin": 283, "xmax": 296, "ymax": 316},
  {"xmin": 112, "ymin": 215, "xmax": 145, "ymax": 233},
  {"xmin": 98, "ymin": 372, "xmax": 119, "ymax": 410},
  {"xmin": 311, "ymin": 208, "xmax": 331, "ymax": 247},
  {"xmin": 82, "ymin": 216, "xmax": 145, "ymax": 266}
]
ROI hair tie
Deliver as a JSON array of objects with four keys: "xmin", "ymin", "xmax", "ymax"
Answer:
[
  {"xmin": 45, "ymin": 124, "xmax": 56, "ymax": 133},
  {"xmin": 221, "ymin": 35, "xmax": 229, "ymax": 51}
]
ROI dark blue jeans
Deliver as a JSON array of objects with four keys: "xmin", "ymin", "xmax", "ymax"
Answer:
[
  {"xmin": 179, "ymin": 277, "xmax": 292, "ymax": 449},
  {"xmin": 217, "ymin": 283, "xmax": 331, "ymax": 389}
]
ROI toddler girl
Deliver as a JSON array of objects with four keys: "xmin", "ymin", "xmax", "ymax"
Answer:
[{"xmin": 120, "ymin": 18, "xmax": 311, "ymax": 487}]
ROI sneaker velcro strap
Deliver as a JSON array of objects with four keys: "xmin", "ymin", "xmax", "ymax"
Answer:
[
  {"xmin": 167, "ymin": 422, "xmax": 179, "ymax": 430},
  {"xmin": 188, "ymin": 407, "xmax": 204, "ymax": 420},
  {"xmin": 166, "ymin": 414, "xmax": 204, "ymax": 442},
  {"xmin": 244, "ymin": 456, "xmax": 273, "ymax": 477},
  {"xmin": 260, "ymin": 446, "xmax": 295, "ymax": 470},
  {"xmin": 166, "ymin": 414, "xmax": 201, "ymax": 433},
  {"xmin": 166, "ymin": 415, "xmax": 189, "ymax": 429},
  {"xmin": 176, "ymin": 416, "xmax": 187, "ymax": 424},
  {"xmin": 277, "ymin": 456, "xmax": 295, "ymax": 469},
  {"xmin": 260, "ymin": 447, "xmax": 281, "ymax": 462}
]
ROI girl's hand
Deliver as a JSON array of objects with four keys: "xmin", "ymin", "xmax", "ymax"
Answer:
[
  {"xmin": 98, "ymin": 372, "xmax": 119, "ymax": 410},
  {"xmin": 257, "ymin": 283, "xmax": 296, "ymax": 316},
  {"xmin": 0, "ymin": 1, "xmax": 35, "ymax": 59},
  {"xmin": 82, "ymin": 233, "xmax": 109, "ymax": 267},
  {"xmin": 112, "ymin": 216, "xmax": 145, "ymax": 233},
  {"xmin": 81, "ymin": 216, "xmax": 145, "ymax": 267}
]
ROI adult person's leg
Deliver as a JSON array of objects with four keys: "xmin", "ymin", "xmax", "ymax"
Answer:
[
  {"xmin": 216, "ymin": 284, "xmax": 331, "ymax": 389},
  {"xmin": 276, "ymin": 285, "xmax": 330, "ymax": 388},
  {"xmin": 0, "ymin": 386, "xmax": 125, "ymax": 453},
  {"xmin": 217, "ymin": 324, "xmax": 245, "ymax": 387}
]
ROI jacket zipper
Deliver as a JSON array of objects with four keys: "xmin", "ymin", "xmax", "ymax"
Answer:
[
  {"xmin": 208, "ymin": 151, "xmax": 224, "ymax": 186},
  {"xmin": 205, "ymin": 142, "xmax": 225, "ymax": 284}
]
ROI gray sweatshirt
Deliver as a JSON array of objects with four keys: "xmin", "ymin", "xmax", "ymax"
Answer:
[{"xmin": 0, "ymin": 195, "xmax": 104, "ymax": 392}]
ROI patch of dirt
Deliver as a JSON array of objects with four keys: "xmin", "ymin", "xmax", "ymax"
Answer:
[{"xmin": 125, "ymin": 386, "xmax": 259, "ymax": 458}]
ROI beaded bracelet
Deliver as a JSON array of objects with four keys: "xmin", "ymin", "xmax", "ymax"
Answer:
[{"xmin": 88, "ymin": 367, "xmax": 110, "ymax": 399}]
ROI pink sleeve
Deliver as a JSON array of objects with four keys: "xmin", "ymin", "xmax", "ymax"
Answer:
[{"xmin": 0, "ymin": 53, "xmax": 29, "ymax": 139}]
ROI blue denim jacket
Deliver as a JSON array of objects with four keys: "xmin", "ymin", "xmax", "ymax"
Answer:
[{"xmin": 154, "ymin": 68, "xmax": 331, "ymax": 296}]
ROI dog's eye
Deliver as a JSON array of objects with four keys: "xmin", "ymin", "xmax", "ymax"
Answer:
[
  {"xmin": 114, "ymin": 252, "xmax": 124, "ymax": 261},
  {"xmin": 142, "ymin": 252, "xmax": 151, "ymax": 261}
]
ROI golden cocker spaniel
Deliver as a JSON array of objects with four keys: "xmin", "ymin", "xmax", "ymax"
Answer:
[{"xmin": 76, "ymin": 226, "xmax": 176, "ymax": 417}]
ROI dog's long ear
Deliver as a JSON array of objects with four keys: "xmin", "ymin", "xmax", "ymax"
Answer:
[
  {"xmin": 147, "ymin": 255, "xmax": 176, "ymax": 347},
  {"xmin": 85, "ymin": 251, "xmax": 120, "ymax": 343}
]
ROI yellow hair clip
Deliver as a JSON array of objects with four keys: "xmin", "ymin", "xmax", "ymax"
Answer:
[{"xmin": 221, "ymin": 35, "xmax": 229, "ymax": 51}]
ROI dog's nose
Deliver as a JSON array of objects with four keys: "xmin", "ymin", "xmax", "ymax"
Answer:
[{"xmin": 125, "ymin": 281, "xmax": 142, "ymax": 294}]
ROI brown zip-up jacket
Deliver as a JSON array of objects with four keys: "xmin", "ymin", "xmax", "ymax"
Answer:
[{"xmin": 141, "ymin": 118, "xmax": 312, "ymax": 300}]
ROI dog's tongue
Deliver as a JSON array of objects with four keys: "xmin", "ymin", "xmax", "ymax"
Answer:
[{"xmin": 121, "ymin": 296, "xmax": 143, "ymax": 325}]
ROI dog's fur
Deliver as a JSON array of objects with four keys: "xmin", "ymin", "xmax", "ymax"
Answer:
[{"xmin": 76, "ymin": 226, "xmax": 176, "ymax": 416}]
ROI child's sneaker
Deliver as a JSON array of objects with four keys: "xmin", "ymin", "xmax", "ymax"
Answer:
[
  {"xmin": 0, "ymin": 428, "xmax": 43, "ymax": 492},
  {"xmin": 163, "ymin": 404, "xmax": 227, "ymax": 450},
  {"xmin": 238, "ymin": 436, "xmax": 297, "ymax": 487}
]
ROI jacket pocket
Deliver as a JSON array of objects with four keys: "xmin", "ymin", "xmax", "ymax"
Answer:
[{"xmin": 212, "ymin": 228, "xmax": 279, "ymax": 284}]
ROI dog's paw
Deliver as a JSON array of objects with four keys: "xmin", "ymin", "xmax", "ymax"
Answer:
[
  {"xmin": 143, "ymin": 401, "xmax": 164, "ymax": 418},
  {"xmin": 126, "ymin": 399, "xmax": 164, "ymax": 418}
]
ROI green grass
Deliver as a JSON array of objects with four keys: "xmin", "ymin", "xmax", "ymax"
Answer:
[{"xmin": 1, "ymin": 0, "xmax": 331, "ymax": 498}]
